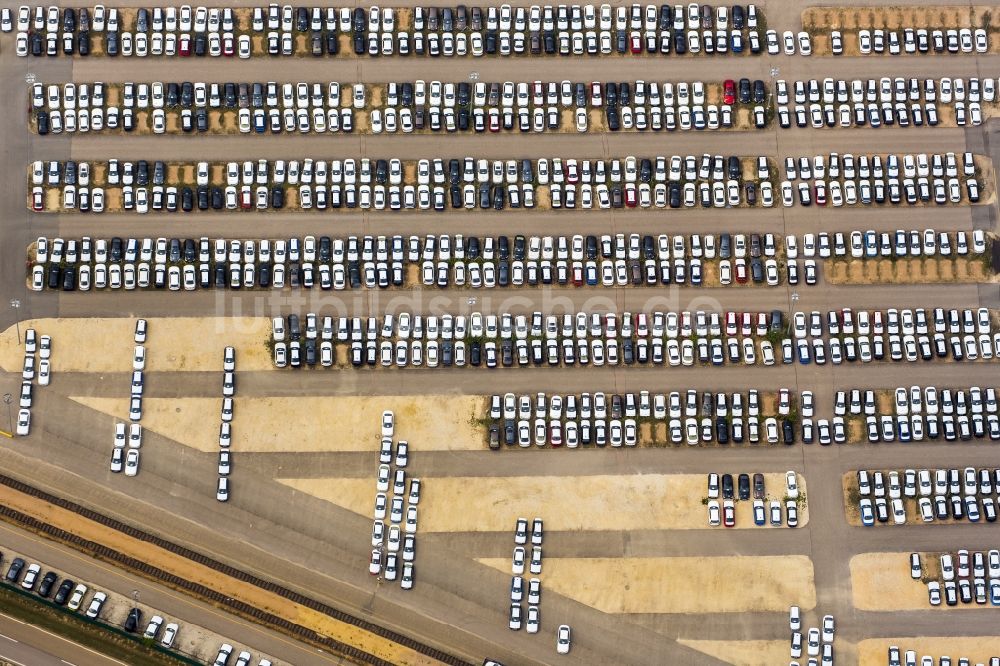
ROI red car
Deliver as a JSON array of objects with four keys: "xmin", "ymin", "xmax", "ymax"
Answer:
[
  {"xmin": 734, "ymin": 259, "xmax": 748, "ymax": 283},
  {"xmin": 624, "ymin": 185, "xmax": 637, "ymax": 208},
  {"xmin": 723, "ymin": 79, "xmax": 736, "ymax": 105},
  {"xmin": 178, "ymin": 33, "xmax": 191, "ymax": 56},
  {"xmin": 222, "ymin": 32, "xmax": 234, "ymax": 56},
  {"xmin": 629, "ymin": 32, "xmax": 642, "ymax": 53},
  {"xmin": 723, "ymin": 501, "xmax": 735, "ymax": 527},
  {"xmin": 814, "ymin": 180, "xmax": 827, "ymax": 206},
  {"xmin": 565, "ymin": 161, "xmax": 579, "ymax": 184}
]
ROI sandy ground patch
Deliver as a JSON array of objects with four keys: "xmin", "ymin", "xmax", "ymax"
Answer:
[
  {"xmin": 0, "ymin": 318, "xmax": 272, "ymax": 373},
  {"xmin": 477, "ymin": 556, "xmax": 815, "ymax": 613},
  {"xmin": 859, "ymin": 638, "xmax": 1000, "ymax": 666},
  {"xmin": 281, "ymin": 473, "xmax": 807, "ymax": 532},
  {"xmin": 70, "ymin": 396, "xmax": 484, "ymax": 453},
  {"xmin": 825, "ymin": 256, "xmax": 992, "ymax": 285},
  {"xmin": 850, "ymin": 553, "xmax": 929, "ymax": 610},
  {"xmin": 678, "ymin": 639, "xmax": 793, "ymax": 666},
  {"xmin": 0, "ymin": 483, "xmax": 437, "ymax": 666}
]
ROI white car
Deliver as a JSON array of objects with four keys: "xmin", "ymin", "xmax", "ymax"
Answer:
[
  {"xmin": 216, "ymin": 477, "xmax": 230, "ymax": 502},
  {"xmin": 16, "ymin": 409, "xmax": 30, "ymax": 436},
  {"xmin": 381, "ymin": 410, "xmax": 394, "ymax": 437},
  {"xmin": 556, "ymin": 625, "xmax": 571, "ymax": 654},
  {"xmin": 124, "ymin": 448, "xmax": 140, "ymax": 476},
  {"xmin": 512, "ymin": 546, "xmax": 526, "ymax": 574},
  {"xmin": 785, "ymin": 471, "xmax": 799, "ymax": 499}
]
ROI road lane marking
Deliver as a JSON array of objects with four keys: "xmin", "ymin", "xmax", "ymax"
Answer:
[
  {"xmin": 0, "ymin": 634, "xmax": 17, "ymax": 642},
  {"xmin": 61, "ymin": 660, "xmax": 77, "ymax": 666},
  {"xmin": 0, "ymin": 655, "xmax": 29, "ymax": 666},
  {"xmin": 0, "ymin": 613, "xmax": 25, "ymax": 625}
]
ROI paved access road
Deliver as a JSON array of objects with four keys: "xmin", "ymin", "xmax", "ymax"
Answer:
[{"xmin": 1, "ymin": 0, "xmax": 1000, "ymax": 664}]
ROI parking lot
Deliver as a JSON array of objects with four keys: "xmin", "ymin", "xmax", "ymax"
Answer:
[{"xmin": 1, "ymin": 0, "xmax": 1000, "ymax": 665}]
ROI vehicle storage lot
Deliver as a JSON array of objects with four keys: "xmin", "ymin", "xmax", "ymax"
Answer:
[{"xmin": 2, "ymin": 0, "xmax": 1000, "ymax": 664}]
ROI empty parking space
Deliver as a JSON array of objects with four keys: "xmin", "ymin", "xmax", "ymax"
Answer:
[
  {"xmin": 477, "ymin": 555, "xmax": 816, "ymax": 613},
  {"xmin": 279, "ymin": 472, "xmax": 807, "ymax": 532}
]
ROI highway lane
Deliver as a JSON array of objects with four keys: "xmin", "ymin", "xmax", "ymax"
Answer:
[{"xmin": 0, "ymin": 611, "xmax": 126, "ymax": 666}]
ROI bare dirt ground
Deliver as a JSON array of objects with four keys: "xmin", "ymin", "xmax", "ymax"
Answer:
[
  {"xmin": 70, "ymin": 395, "xmax": 484, "ymax": 453},
  {"xmin": 477, "ymin": 556, "xmax": 816, "ymax": 613},
  {"xmin": 678, "ymin": 639, "xmax": 793, "ymax": 666},
  {"xmin": 850, "ymin": 553, "xmax": 929, "ymax": 610},
  {"xmin": 858, "ymin": 638, "xmax": 1000, "ymax": 666},
  {"xmin": 281, "ymin": 473, "xmax": 807, "ymax": 533},
  {"xmin": 0, "ymin": 482, "xmax": 436, "ymax": 666},
  {"xmin": 0, "ymin": 318, "xmax": 272, "ymax": 373},
  {"xmin": 825, "ymin": 256, "xmax": 993, "ymax": 285}
]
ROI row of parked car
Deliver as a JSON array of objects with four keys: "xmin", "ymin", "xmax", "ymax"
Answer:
[
  {"xmin": 6, "ymin": 2, "xmax": 765, "ymax": 60},
  {"xmin": 776, "ymin": 151, "xmax": 982, "ymax": 206},
  {"xmin": 31, "ymin": 78, "xmax": 771, "ymax": 135},
  {"xmin": 857, "ymin": 467, "xmax": 1000, "ymax": 525},
  {"xmin": 922, "ymin": 549, "xmax": 1000, "ymax": 607},
  {"xmin": 795, "ymin": 308, "xmax": 993, "ymax": 340},
  {"xmin": 839, "ymin": 26, "xmax": 990, "ymax": 56},
  {"xmin": 0, "ymin": 549, "xmax": 193, "ymax": 651},
  {"xmin": 33, "ymin": 153, "xmax": 762, "ymax": 190},
  {"xmin": 508, "ymin": 517, "xmax": 545, "ymax": 633},
  {"xmin": 13, "ymin": 330, "xmax": 53, "ymax": 436},
  {"xmin": 788, "ymin": 608, "xmax": 834, "ymax": 664},
  {"xmin": 34, "ymin": 77, "xmax": 767, "ymax": 116},
  {"xmin": 215, "ymin": 346, "xmax": 237, "ymax": 502},
  {"xmin": 778, "ymin": 76, "xmax": 996, "ymax": 129},
  {"xmin": 31, "ymin": 230, "xmax": 987, "ymax": 273},
  {"xmin": 708, "ymin": 471, "xmax": 799, "ymax": 527},
  {"xmin": 370, "ymin": 412, "xmax": 417, "ymax": 589},
  {"xmin": 484, "ymin": 389, "xmax": 799, "ymax": 447},
  {"xmin": 111, "ymin": 321, "xmax": 149, "ymax": 475},
  {"xmin": 889, "ymin": 646, "xmax": 999, "ymax": 666},
  {"xmin": 18, "ymin": 228, "xmax": 795, "ymax": 291}
]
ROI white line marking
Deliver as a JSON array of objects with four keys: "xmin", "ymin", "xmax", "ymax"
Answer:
[{"xmin": 0, "ymin": 634, "xmax": 17, "ymax": 642}]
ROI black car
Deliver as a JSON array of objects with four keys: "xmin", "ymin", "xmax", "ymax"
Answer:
[
  {"xmin": 783, "ymin": 420, "xmax": 795, "ymax": 444},
  {"xmin": 62, "ymin": 267, "xmax": 76, "ymax": 291},
  {"xmin": 753, "ymin": 473, "xmax": 765, "ymax": 499},
  {"xmin": 737, "ymin": 474, "xmax": 750, "ymax": 500},
  {"xmin": 716, "ymin": 417, "xmax": 729, "ymax": 444},
  {"xmin": 722, "ymin": 473, "xmax": 734, "ymax": 499},
  {"xmin": 738, "ymin": 78, "xmax": 751, "ymax": 104},
  {"xmin": 37, "ymin": 571, "xmax": 58, "ymax": 597},
  {"xmin": 53, "ymin": 579, "xmax": 75, "ymax": 605},
  {"xmin": 5, "ymin": 558, "xmax": 25, "ymax": 582},
  {"xmin": 123, "ymin": 607, "xmax": 142, "ymax": 632}
]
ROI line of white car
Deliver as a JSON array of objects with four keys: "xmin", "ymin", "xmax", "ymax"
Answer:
[
  {"xmin": 370, "ymin": 411, "xmax": 417, "ymax": 590},
  {"xmin": 789, "ymin": 608, "xmax": 834, "ymax": 664},
  {"xmin": 838, "ymin": 26, "xmax": 989, "ymax": 56},
  {"xmin": 16, "ymin": 329, "xmax": 55, "ymax": 436},
  {"xmin": 778, "ymin": 76, "xmax": 996, "ymax": 130},
  {"xmin": 111, "ymin": 321, "xmax": 148, "ymax": 475},
  {"xmin": 509, "ymin": 517, "xmax": 544, "ymax": 633}
]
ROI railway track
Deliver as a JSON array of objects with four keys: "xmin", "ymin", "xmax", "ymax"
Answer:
[{"xmin": 0, "ymin": 473, "xmax": 471, "ymax": 666}]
